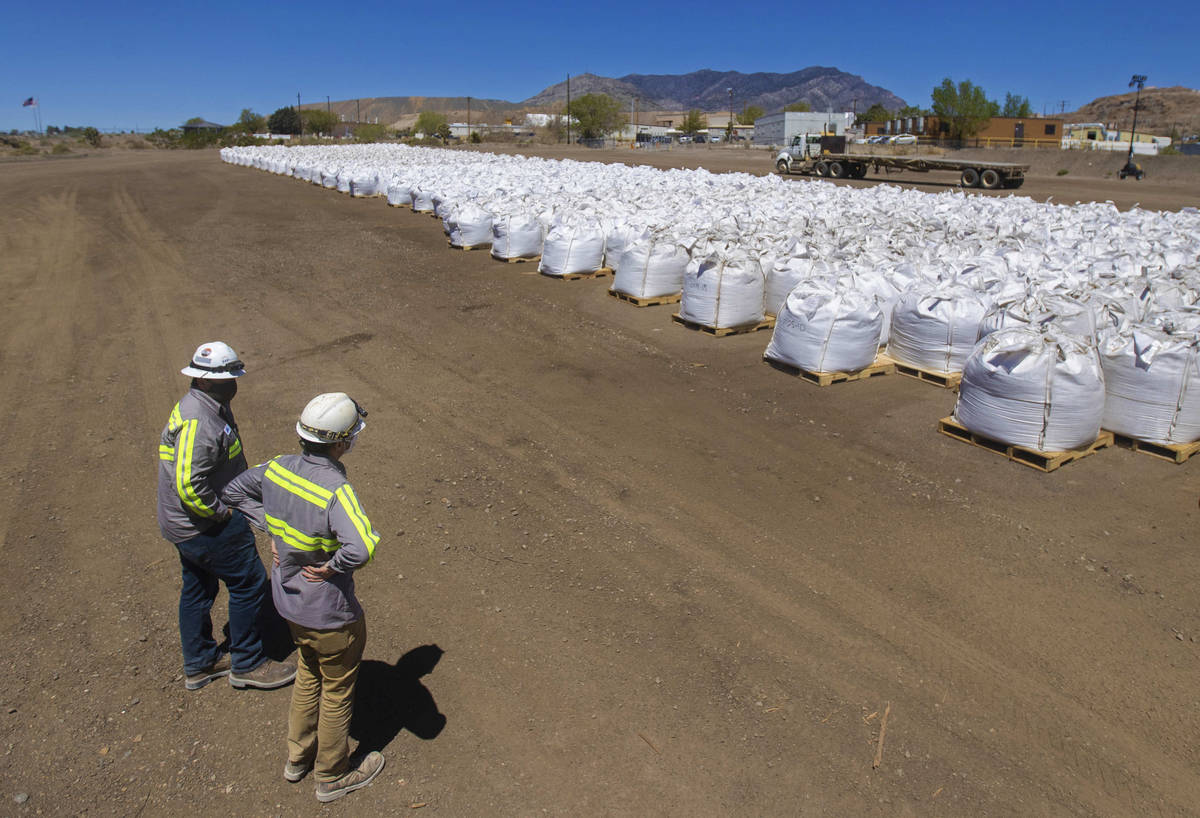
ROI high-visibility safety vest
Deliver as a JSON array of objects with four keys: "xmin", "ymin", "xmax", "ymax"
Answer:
[
  {"xmin": 222, "ymin": 453, "xmax": 380, "ymax": 630},
  {"xmin": 156, "ymin": 388, "xmax": 247, "ymax": 544}
]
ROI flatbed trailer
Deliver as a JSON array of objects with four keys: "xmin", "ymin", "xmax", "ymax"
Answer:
[{"xmin": 774, "ymin": 135, "xmax": 1029, "ymax": 189}]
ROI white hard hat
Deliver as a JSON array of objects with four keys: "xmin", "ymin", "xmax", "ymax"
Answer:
[
  {"xmin": 181, "ymin": 341, "xmax": 245, "ymax": 379},
  {"xmin": 297, "ymin": 393, "xmax": 367, "ymax": 443}
]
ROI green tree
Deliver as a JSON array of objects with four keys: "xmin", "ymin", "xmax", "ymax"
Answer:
[
  {"xmin": 680, "ymin": 109, "xmax": 708, "ymax": 136},
  {"xmin": 857, "ymin": 103, "xmax": 891, "ymax": 125},
  {"xmin": 81, "ymin": 126, "xmax": 102, "ymax": 147},
  {"xmin": 1001, "ymin": 92, "xmax": 1032, "ymax": 118},
  {"xmin": 783, "ymin": 101, "xmax": 811, "ymax": 112},
  {"xmin": 353, "ymin": 122, "xmax": 388, "ymax": 143},
  {"xmin": 931, "ymin": 78, "xmax": 999, "ymax": 140},
  {"xmin": 414, "ymin": 110, "xmax": 448, "ymax": 139},
  {"xmin": 564, "ymin": 93, "xmax": 626, "ymax": 139},
  {"xmin": 895, "ymin": 105, "xmax": 929, "ymax": 118},
  {"xmin": 234, "ymin": 108, "xmax": 266, "ymax": 134},
  {"xmin": 267, "ymin": 107, "xmax": 301, "ymax": 135},
  {"xmin": 738, "ymin": 104, "xmax": 765, "ymax": 125},
  {"xmin": 301, "ymin": 109, "xmax": 339, "ymax": 136},
  {"xmin": 434, "ymin": 122, "xmax": 453, "ymax": 144}
]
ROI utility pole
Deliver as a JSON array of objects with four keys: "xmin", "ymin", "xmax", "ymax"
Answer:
[
  {"xmin": 566, "ymin": 74, "xmax": 571, "ymax": 144},
  {"xmin": 728, "ymin": 87, "xmax": 734, "ymax": 140},
  {"xmin": 1059, "ymin": 100, "xmax": 1068, "ymax": 114},
  {"xmin": 297, "ymin": 92, "xmax": 302, "ymax": 136},
  {"xmin": 1122, "ymin": 75, "xmax": 1147, "ymax": 179},
  {"xmin": 467, "ymin": 96, "xmax": 471, "ymax": 141},
  {"xmin": 356, "ymin": 99, "xmax": 360, "ymax": 124}
]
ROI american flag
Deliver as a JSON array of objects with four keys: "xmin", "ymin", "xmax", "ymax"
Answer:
[{"xmin": 22, "ymin": 97, "xmax": 36, "ymax": 107}]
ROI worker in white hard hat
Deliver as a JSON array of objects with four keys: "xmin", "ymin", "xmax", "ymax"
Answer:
[
  {"xmin": 156, "ymin": 342, "xmax": 297, "ymax": 692},
  {"xmin": 222, "ymin": 392, "xmax": 385, "ymax": 803}
]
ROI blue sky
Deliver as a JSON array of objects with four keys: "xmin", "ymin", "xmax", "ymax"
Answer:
[{"xmin": 2, "ymin": 0, "xmax": 1196, "ymax": 132}]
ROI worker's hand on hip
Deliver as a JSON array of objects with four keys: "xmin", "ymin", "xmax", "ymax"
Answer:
[
  {"xmin": 270, "ymin": 541, "xmax": 280, "ymax": 567},
  {"xmin": 301, "ymin": 562, "xmax": 335, "ymax": 583}
]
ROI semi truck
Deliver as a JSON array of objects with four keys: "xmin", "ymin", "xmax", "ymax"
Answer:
[{"xmin": 775, "ymin": 134, "xmax": 1029, "ymax": 189}]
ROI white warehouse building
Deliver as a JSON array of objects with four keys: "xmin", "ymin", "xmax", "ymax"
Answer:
[{"xmin": 753, "ymin": 112, "xmax": 856, "ymax": 146}]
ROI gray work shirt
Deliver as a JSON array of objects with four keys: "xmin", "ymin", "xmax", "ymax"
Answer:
[
  {"xmin": 156, "ymin": 388, "xmax": 247, "ymax": 544},
  {"xmin": 222, "ymin": 453, "xmax": 380, "ymax": 630}
]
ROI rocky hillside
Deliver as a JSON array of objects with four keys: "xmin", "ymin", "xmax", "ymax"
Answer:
[
  {"xmin": 1063, "ymin": 86, "xmax": 1200, "ymax": 138},
  {"xmin": 523, "ymin": 67, "xmax": 905, "ymax": 113}
]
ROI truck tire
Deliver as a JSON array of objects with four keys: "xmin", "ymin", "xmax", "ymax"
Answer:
[
  {"xmin": 815, "ymin": 161, "xmax": 831, "ymax": 177},
  {"xmin": 960, "ymin": 168, "xmax": 980, "ymax": 187},
  {"xmin": 776, "ymin": 159, "xmax": 789, "ymax": 174},
  {"xmin": 829, "ymin": 161, "xmax": 848, "ymax": 179},
  {"xmin": 980, "ymin": 169, "xmax": 1002, "ymax": 189},
  {"xmin": 851, "ymin": 164, "xmax": 867, "ymax": 179}
]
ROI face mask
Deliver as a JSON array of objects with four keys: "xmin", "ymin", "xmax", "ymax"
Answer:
[{"xmin": 207, "ymin": 378, "xmax": 238, "ymax": 404}]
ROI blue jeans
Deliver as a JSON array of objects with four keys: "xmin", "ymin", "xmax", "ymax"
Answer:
[{"xmin": 174, "ymin": 511, "xmax": 268, "ymax": 674}]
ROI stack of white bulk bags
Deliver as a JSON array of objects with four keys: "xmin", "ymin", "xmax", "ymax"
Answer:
[
  {"xmin": 679, "ymin": 251, "xmax": 765, "ymax": 329},
  {"xmin": 1099, "ymin": 323, "xmax": 1200, "ymax": 445},
  {"xmin": 611, "ymin": 231, "xmax": 689, "ymax": 299},
  {"xmin": 539, "ymin": 222, "xmax": 606, "ymax": 277},
  {"xmin": 447, "ymin": 204, "xmax": 493, "ymax": 248},
  {"xmin": 955, "ymin": 328, "xmax": 1106, "ymax": 451},
  {"xmin": 764, "ymin": 278, "xmax": 884, "ymax": 373},
  {"xmin": 491, "ymin": 214, "xmax": 543, "ymax": 260},
  {"xmin": 386, "ymin": 183, "xmax": 412, "ymax": 207},
  {"xmin": 887, "ymin": 283, "xmax": 992, "ymax": 373}
]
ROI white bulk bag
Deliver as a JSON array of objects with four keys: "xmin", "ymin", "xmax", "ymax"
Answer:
[
  {"xmin": 764, "ymin": 258, "xmax": 824, "ymax": 317},
  {"xmin": 611, "ymin": 236, "xmax": 689, "ymax": 298},
  {"xmin": 491, "ymin": 214, "xmax": 543, "ymax": 260},
  {"xmin": 955, "ymin": 328, "xmax": 1105, "ymax": 451},
  {"xmin": 320, "ymin": 169, "xmax": 339, "ymax": 189},
  {"xmin": 539, "ymin": 223, "xmax": 606, "ymax": 277},
  {"xmin": 411, "ymin": 189, "xmax": 436, "ymax": 213},
  {"xmin": 386, "ymin": 183, "xmax": 413, "ymax": 207},
  {"xmin": 764, "ymin": 279, "xmax": 884, "ymax": 373},
  {"xmin": 679, "ymin": 252, "xmax": 765, "ymax": 329},
  {"xmin": 888, "ymin": 284, "xmax": 992, "ymax": 373},
  {"xmin": 335, "ymin": 172, "xmax": 352, "ymax": 194},
  {"xmin": 350, "ymin": 174, "xmax": 380, "ymax": 197},
  {"xmin": 448, "ymin": 205, "xmax": 493, "ymax": 248},
  {"xmin": 1099, "ymin": 325, "xmax": 1200, "ymax": 444}
]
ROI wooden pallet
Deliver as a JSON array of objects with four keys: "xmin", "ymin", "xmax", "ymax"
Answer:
[
  {"xmin": 447, "ymin": 240, "xmax": 491, "ymax": 251},
  {"xmin": 541, "ymin": 269, "xmax": 613, "ymax": 281},
  {"xmin": 937, "ymin": 417, "xmax": 1114, "ymax": 472},
  {"xmin": 671, "ymin": 313, "xmax": 776, "ymax": 338},
  {"xmin": 607, "ymin": 289, "xmax": 682, "ymax": 308},
  {"xmin": 1109, "ymin": 432, "xmax": 1200, "ymax": 464},
  {"xmin": 387, "ymin": 202, "xmax": 411, "ymax": 209},
  {"xmin": 763, "ymin": 353, "xmax": 895, "ymax": 386},
  {"xmin": 893, "ymin": 360, "xmax": 962, "ymax": 389},
  {"xmin": 492, "ymin": 254, "xmax": 540, "ymax": 264}
]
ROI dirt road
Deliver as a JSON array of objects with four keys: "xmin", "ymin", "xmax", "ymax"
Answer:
[{"xmin": 1, "ymin": 151, "xmax": 1198, "ymax": 816}]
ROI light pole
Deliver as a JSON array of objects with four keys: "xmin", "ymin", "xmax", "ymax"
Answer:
[
  {"xmin": 728, "ymin": 87, "xmax": 734, "ymax": 141},
  {"xmin": 1121, "ymin": 74, "xmax": 1147, "ymax": 180}
]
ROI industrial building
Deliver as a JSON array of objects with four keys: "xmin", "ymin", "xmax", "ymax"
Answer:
[{"xmin": 753, "ymin": 112, "xmax": 856, "ymax": 146}]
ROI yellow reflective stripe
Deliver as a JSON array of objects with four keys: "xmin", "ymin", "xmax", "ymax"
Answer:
[
  {"xmin": 336, "ymin": 484, "xmax": 379, "ymax": 559},
  {"xmin": 175, "ymin": 419, "xmax": 214, "ymax": 517},
  {"xmin": 168, "ymin": 403, "xmax": 184, "ymax": 433},
  {"xmin": 159, "ymin": 444, "xmax": 175, "ymax": 462},
  {"xmin": 228, "ymin": 438, "xmax": 242, "ymax": 458},
  {"xmin": 265, "ymin": 461, "xmax": 333, "ymax": 508},
  {"xmin": 265, "ymin": 513, "xmax": 339, "ymax": 553}
]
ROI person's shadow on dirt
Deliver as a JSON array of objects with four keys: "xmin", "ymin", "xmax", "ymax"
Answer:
[{"xmin": 350, "ymin": 644, "xmax": 446, "ymax": 753}]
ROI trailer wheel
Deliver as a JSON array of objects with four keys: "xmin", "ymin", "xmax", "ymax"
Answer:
[
  {"xmin": 776, "ymin": 159, "xmax": 789, "ymax": 174},
  {"xmin": 980, "ymin": 169, "xmax": 1003, "ymax": 189},
  {"xmin": 815, "ymin": 161, "xmax": 831, "ymax": 177},
  {"xmin": 829, "ymin": 161, "xmax": 848, "ymax": 179},
  {"xmin": 960, "ymin": 168, "xmax": 980, "ymax": 187},
  {"xmin": 851, "ymin": 164, "xmax": 867, "ymax": 179},
  {"xmin": 1004, "ymin": 178, "xmax": 1024, "ymax": 189}
]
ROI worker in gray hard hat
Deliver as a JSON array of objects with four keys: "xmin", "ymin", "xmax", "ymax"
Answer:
[
  {"xmin": 222, "ymin": 392, "xmax": 385, "ymax": 803},
  {"xmin": 156, "ymin": 342, "xmax": 297, "ymax": 691}
]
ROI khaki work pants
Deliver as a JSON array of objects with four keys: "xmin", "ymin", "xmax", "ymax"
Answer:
[{"xmin": 286, "ymin": 617, "xmax": 367, "ymax": 782}]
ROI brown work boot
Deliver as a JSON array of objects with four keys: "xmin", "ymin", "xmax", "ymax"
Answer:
[
  {"xmin": 228, "ymin": 658, "xmax": 297, "ymax": 690},
  {"xmin": 185, "ymin": 654, "xmax": 231, "ymax": 690},
  {"xmin": 315, "ymin": 752, "xmax": 385, "ymax": 803}
]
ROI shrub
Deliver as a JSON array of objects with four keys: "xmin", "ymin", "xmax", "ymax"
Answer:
[
  {"xmin": 51, "ymin": 143, "xmax": 71, "ymax": 155},
  {"xmin": 81, "ymin": 127, "xmax": 102, "ymax": 147},
  {"xmin": 1056, "ymin": 168, "xmax": 1069, "ymax": 176}
]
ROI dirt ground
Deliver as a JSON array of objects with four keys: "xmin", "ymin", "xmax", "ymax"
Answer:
[{"xmin": 1, "ymin": 150, "xmax": 1198, "ymax": 816}]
